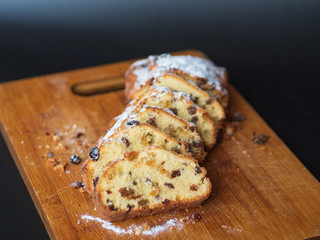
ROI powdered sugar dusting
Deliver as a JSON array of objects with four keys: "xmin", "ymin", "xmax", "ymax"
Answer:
[
  {"xmin": 81, "ymin": 214, "xmax": 183, "ymax": 236},
  {"xmin": 131, "ymin": 54, "xmax": 224, "ymax": 92},
  {"xmin": 221, "ymin": 225, "xmax": 243, "ymax": 233}
]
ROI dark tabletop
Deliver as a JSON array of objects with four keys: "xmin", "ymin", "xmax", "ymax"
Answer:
[{"xmin": 0, "ymin": 1, "xmax": 319, "ymax": 239}]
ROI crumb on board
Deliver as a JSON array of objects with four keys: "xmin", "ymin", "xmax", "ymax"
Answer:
[
  {"xmin": 70, "ymin": 180, "xmax": 85, "ymax": 189},
  {"xmin": 142, "ymin": 223, "xmax": 151, "ymax": 231},
  {"xmin": 53, "ymin": 163, "xmax": 65, "ymax": 173},
  {"xmin": 53, "ymin": 134, "xmax": 61, "ymax": 142},
  {"xmin": 180, "ymin": 212, "xmax": 202, "ymax": 224}
]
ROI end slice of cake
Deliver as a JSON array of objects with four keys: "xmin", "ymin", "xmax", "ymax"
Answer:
[{"xmin": 94, "ymin": 146, "xmax": 212, "ymax": 221}]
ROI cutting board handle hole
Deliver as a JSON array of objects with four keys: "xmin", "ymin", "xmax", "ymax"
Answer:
[{"xmin": 71, "ymin": 77, "xmax": 125, "ymax": 96}]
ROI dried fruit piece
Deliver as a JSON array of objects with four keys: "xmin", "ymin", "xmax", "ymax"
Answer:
[
  {"xmin": 233, "ymin": 112, "xmax": 246, "ymax": 122},
  {"xmin": 147, "ymin": 117, "xmax": 157, "ymax": 127},
  {"xmin": 138, "ymin": 199, "xmax": 149, "ymax": 206},
  {"xmin": 253, "ymin": 133, "xmax": 269, "ymax": 145},
  {"xmin": 164, "ymin": 183, "xmax": 174, "ymax": 188},
  {"xmin": 191, "ymin": 116, "xmax": 198, "ymax": 123},
  {"xmin": 195, "ymin": 166, "xmax": 202, "ymax": 174},
  {"xmin": 89, "ymin": 147, "xmax": 100, "ymax": 161},
  {"xmin": 121, "ymin": 137, "xmax": 131, "ymax": 147},
  {"xmin": 169, "ymin": 108, "xmax": 178, "ymax": 115},
  {"xmin": 190, "ymin": 184, "xmax": 198, "ymax": 191},
  {"xmin": 171, "ymin": 169, "xmax": 181, "ymax": 178},
  {"xmin": 93, "ymin": 177, "xmax": 99, "ymax": 187},
  {"xmin": 188, "ymin": 106, "xmax": 197, "ymax": 115},
  {"xmin": 119, "ymin": 187, "xmax": 135, "ymax": 197},
  {"xmin": 126, "ymin": 120, "xmax": 140, "ymax": 126},
  {"xmin": 162, "ymin": 199, "xmax": 171, "ymax": 205},
  {"xmin": 189, "ymin": 213, "xmax": 201, "ymax": 222},
  {"xmin": 69, "ymin": 155, "xmax": 81, "ymax": 164}
]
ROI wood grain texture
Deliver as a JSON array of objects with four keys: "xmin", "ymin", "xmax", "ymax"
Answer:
[{"xmin": 0, "ymin": 50, "xmax": 319, "ymax": 240}]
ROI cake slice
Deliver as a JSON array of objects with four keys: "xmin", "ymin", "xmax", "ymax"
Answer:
[
  {"xmin": 82, "ymin": 122, "xmax": 191, "ymax": 194},
  {"xmin": 130, "ymin": 105, "xmax": 206, "ymax": 161},
  {"xmin": 125, "ymin": 54, "xmax": 228, "ymax": 107},
  {"xmin": 135, "ymin": 86, "xmax": 217, "ymax": 150},
  {"xmin": 94, "ymin": 146, "xmax": 212, "ymax": 221},
  {"xmin": 153, "ymin": 73, "xmax": 225, "ymax": 129}
]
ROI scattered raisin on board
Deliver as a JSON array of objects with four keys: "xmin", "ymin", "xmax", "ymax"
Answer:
[
  {"xmin": 69, "ymin": 155, "xmax": 81, "ymax": 164},
  {"xmin": 233, "ymin": 112, "xmax": 246, "ymax": 122},
  {"xmin": 253, "ymin": 133, "xmax": 269, "ymax": 145},
  {"xmin": 188, "ymin": 213, "xmax": 201, "ymax": 222},
  {"xmin": 47, "ymin": 151, "xmax": 54, "ymax": 157}
]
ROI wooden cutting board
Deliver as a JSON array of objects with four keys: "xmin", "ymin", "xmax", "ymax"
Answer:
[{"xmin": 0, "ymin": 50, "xmax": 319, "ymax": 240}]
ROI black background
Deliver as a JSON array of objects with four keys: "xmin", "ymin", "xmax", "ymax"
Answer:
[{"xmin": 0, "ymin": 1, "xmax": 319, "ymax": 239}]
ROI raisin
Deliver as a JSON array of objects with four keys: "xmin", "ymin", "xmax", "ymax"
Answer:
[
  {"xmin": 171, "ymin": 146, "xmax": 182, "ymax": 154},
  {"xmin": 106, "ymin": 190, "xmax": 112, "ymax": 194},
  {"xmin": 119, "ymin": 187, "xmax": 134, "ymax": 197},
  {"xmin": 89, "ymin": 147, "xmax": 100, "ymax": 161},
  {"xmin": 133, "ymin": 180, "xmax": 137, "ymax": 185},
  {"xmin": 195, "ymin": 166, "xmax": 202, "ymax": 174},
  {"xmin": 188, "ymin": 106, "xmax": 197, "ymax": 115},
  {"xmin": 47, "ymin": 152, "xmax": 54, "ymax": 157},
  {"xmin": 75, "ymin": 132, "xmax": 85, "ymax": 138},
  {"xmin": 190, "ymin": 126, "xmax": 195, "ymax": 132},
  {"xmin": 164, "ymin": 183, "xmax": 174, "ymax": 188},
  {"xmin": 171, "ymin": 169, "xmax": 181, "ymax": 178},
  {"xmin": 127, "ymin": 204, "xmax": 135, "ymax": 212},
  {"xmin": 147, "ymin": 117, "xmax": 157, "ymax": 127},
  {"xmin": 155, "ymin": 194, "xmax": 160, "ymax": 200},
  {"xmin": 190, "ymin": 184, "xmax": 198, "ymax": 191},
  {"xmin": 145, "ymin": 178, "xmax": 151, "ymax": 183},
  {"xmin": 162, "ymin": 199, "xmax": 171, "ymax": 205},
  {"xmin": 206, "ymin": 99, "xmax": 212, "ymax": 104},
  {"xmin": 233, "ymin": 112, "xmax": 246, "ymax": 122},
  {"xmin": 130, "ymin": 194, "xmax": 142, "ymax": 200},
  {"xmin": 193, "ymin": 97, "xmax": 199, "ymax": 104},
  {"xmin": 191, "ymin": 116, "xmax": 198, "ymax": 124},
  {"xmin": 69, "ymin": 155, "xmax": 81, "ymax": 164},
  {"xmin": 196, "ymin": 78, "xmax": 207, "ymax": 85},
  {"xmin": 201, "ymin": 177, "xmax": 205, "ymax": 184},
  {"xmin": 93, "ymin": 177, "xmax": 99, "ymax": 187},
  {"xmin": 126, "ymin": 120, "xmax": 140, "ymax": 126},
  {"xmin": 129, "ymin": 171, "xmax": 132, "ymax": 175},
  {"xmin": 253, "ymin": 133, "xmax": 269, "ymax": 145},
  {"xmin": 70, "ymin": 181, "xmax": 84, "ymax": 189},
  {"xmin": 108, "ymin": 205, "xmax": 117, "ymax": 211},
  {"xmin": 192, "ymin": 141, "xmax": 202, "ymax": 148},
  {"xmin": 121, "ymin": 137, "xmax": 131, "ymax": 147},
  {"xmin": 138, "ymin": 199, "xmax": 149, "ymax": 206},
  {"xmin": 189, "ymin": 213, "xmax": 201, "ymax": 222},
  {"xmin": 169, "ymin": 108, "xmax": 178, "ymax": 115},
  {"xmin": 146, "ymin": 133, "xmax": 153, "ymax": 144}
]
